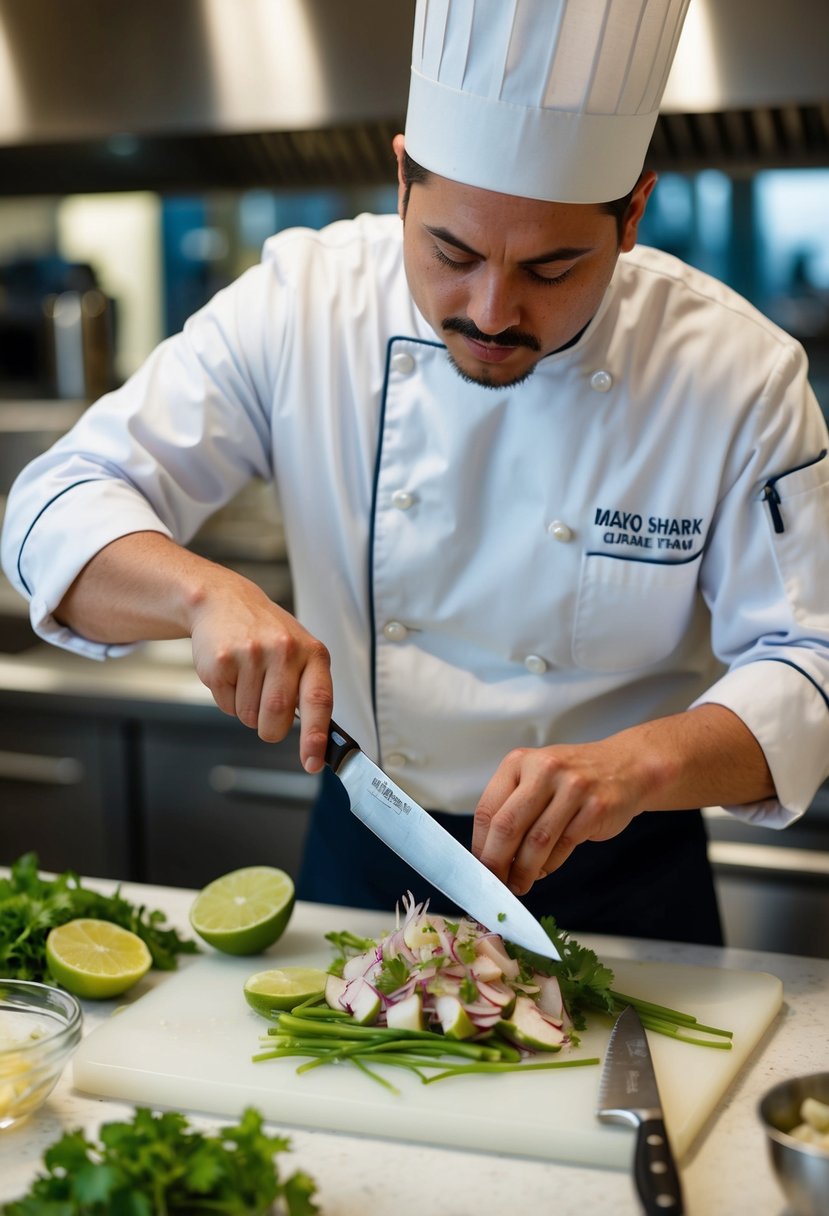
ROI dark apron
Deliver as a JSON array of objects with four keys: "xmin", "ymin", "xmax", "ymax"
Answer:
[{"xmin": 297, "ymin": 768, "xmax": 723, "ymax": 946}]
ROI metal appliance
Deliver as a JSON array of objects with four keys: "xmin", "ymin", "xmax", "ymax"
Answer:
[{"xmin": 0, "ymin": 0, "xmax": 826, "ymax": 195}]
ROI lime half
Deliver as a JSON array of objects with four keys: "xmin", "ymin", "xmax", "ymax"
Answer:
[
  {"xmin": 243, "ymin": 966, "xmax": 328, "ymax": 1014},
  {"xmin": 45, "ymin": 919, "xmax": 152, "ymax": 999},
  {"xmin": 189, "ymin": 866, "xmax": 295, "ymax": 956}
]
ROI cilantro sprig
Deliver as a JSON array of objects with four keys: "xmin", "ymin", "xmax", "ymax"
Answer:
[
  {"xmin": 509, "ymin": 917, "xmax": 733, "ymax": 1047},
  {"xmin": 1, "ymin": 1107, "xmax": 318, "ymax": 1216},
  {"xmin": 0, "ymin": 852, "xmax": 198, "ymax": 982}
]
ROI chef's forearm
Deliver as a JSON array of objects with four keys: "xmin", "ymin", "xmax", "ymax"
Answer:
[
  {"xmin": 621, "ymin": 703, "xmax": 776, "ymax": 811},
  {"xmin": 55, "ymin": 531, "xmax": 238, "ymax": 643},
  {"xmin": 56, "ymin": 531, "xmax": 334, "ymax": 759}
]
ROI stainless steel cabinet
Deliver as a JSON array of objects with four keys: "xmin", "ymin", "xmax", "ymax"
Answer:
[
  {"xmin": 0, "ymin": 708, "xmax": 132, "ymax": 878},
  {"xmin": 705, "ymin": 790, "xmax": 829, "ymax": 959},
  {"xmin": 139, "ymin": 719, "xmax": 320, "ymax": 889}
]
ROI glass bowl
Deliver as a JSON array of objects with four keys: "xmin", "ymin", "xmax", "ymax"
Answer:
[
  {"xmin": 759, "ymin": 1072, "xmax": 829, "ymax": 1216},
  {"xmin": 0, "ymin": 980, "xmax": 83, "ymax": 1130}
]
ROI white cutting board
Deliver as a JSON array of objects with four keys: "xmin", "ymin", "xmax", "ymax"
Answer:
[{"xmin": 73, "ymin": 906, "xmax": 782, "ymax": 1168}]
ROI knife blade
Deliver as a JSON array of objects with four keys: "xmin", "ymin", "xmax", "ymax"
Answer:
[
  {"xmin": 323, "ymin": 718, "xmax": 560, "ymax": 961},
  {"xmin": 597, "ymin": 1004, "xmax": 684, "ymax": 1215}
]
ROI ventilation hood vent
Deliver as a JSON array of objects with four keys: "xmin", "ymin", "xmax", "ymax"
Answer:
[{"xmin": 0, "ymin": 0, "xmax": 826, "ymax": 197}]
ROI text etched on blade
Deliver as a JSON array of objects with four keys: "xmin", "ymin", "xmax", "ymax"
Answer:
[{"xmin": 370, "ymin": 776, "xmax": 413, "ymax": 815}]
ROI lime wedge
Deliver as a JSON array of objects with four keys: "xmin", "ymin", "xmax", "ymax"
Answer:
[
  {"xmin": 45, "ymin": 919, "xmax": 152, "ymax": 999},
  {"xmin": 189, "ymin": 866, "xmax": 295, "ymax": 956},
  {"xmin": 243, "ymin": 966, "xmax": 328, "ymax": 1014}
]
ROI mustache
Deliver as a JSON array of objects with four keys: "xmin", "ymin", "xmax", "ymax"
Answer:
[{"xmin": 441, "ymin": 317, "xmax": 541, "ymax": 352}]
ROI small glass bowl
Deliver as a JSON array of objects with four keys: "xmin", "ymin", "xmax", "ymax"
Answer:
[
  {"xmin": 759, "ymin": 1072, "xmax": 829, "ymax": 1216},
  {"xmin": 0, "ymin": 980, "xmax": 83, "ymax": 1130}
]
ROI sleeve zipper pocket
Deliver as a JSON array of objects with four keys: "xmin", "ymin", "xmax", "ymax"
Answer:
[{"xmin": 762, "ymin": 448, "xmax": 828, "ymax": 534}]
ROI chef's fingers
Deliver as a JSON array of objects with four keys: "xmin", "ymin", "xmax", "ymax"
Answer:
[
  {"xmin": 472, "ymin": 748, "xmax": 546, "ymax": 885},
  {"xmin": 294, "ymin": 642, "xmax": 334, "ymax": 774},
  {"xmin": 471, "ymin": 753, "xmax": 516, "ymax": 869},
  {"xmin": 195, "ymin": 639, "xmax": 258, "ymax": 723},
  {"xmin": 249, "ymin": 630, "xmax": 331, "ymax": 758},
  {"xmin": 474, "ymin": 747, "xmax": 628, "ymax": 893},
  {"xmin": 507, "ymin": 800, "xmax": 597, "ymax": 894},
  {"xmin": 207, "ymin": 671, "xmax": 238, "ymax": 719}
]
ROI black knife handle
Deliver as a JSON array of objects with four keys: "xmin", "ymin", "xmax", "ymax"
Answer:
[
  {"xmin": 634, "ymin": 1117, "xmax": 684, "ymax": 1215},
  {"xmin": 324, "ymin": 719, "xmax": 360, "ymax": 773}
]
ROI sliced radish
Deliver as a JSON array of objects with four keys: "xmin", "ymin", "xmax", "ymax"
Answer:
[
  {"xmin": 342, "ymin": 948, "xmax": 380, "ymax": 981},
  {"xmin": 470, "ymin": 954, "xmax": 505, "ymax": 983},
  {"xmin": 475, "ymin": 979, "xmax": 517, "ymax": 1018},
  {"xmin": 475, "ymin": 935, "xmax": 521, "ymax": 981},
  {"xmin": 535, "ymin": 973, "xmax": 564, "ymax": 1021},
  {"xmin": 332, "ymin": 897, "xmax": 577, "ymax": 1056},
  {"xmin": 342, "ymin": 976, "xmax": 382, "ymax": 1025}
]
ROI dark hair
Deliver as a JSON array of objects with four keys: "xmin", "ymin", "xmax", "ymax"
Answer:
[{"xmin": 400, "ymin": 150, "xmax": 637, "ymax": 241}]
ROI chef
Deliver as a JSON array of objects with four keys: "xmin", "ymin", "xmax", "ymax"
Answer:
[{"xmin": 3, "ymin": 0, "xmax": 829, "ymax": 945}]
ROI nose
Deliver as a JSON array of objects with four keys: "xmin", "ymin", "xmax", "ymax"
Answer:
[{"xmin": 466, "ymin": 269, "xmax": 521, "ymax": 337}]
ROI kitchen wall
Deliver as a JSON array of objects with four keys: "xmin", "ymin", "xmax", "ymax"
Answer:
[{"xmin": 2, "ymin": 167, "xmax": 827, "ymax": 412}]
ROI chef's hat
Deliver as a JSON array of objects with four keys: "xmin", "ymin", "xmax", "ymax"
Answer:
[{"xmin": 405, "ymin": 0, "xmax": 691, "ymax": 204}]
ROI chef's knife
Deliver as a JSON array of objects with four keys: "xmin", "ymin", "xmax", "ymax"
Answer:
[
  {"xmin": 597, "ymin": 1004, "xmax": 684, "ymax": 1215},
  {"xmin": 323, "ymin": 719, "xmax": 560, "ymax": 961}
]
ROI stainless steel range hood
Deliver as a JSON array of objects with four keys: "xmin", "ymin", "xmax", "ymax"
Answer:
[{"xmin": 0, "ymin": 0, "xmax": 827, "ymax": 197}]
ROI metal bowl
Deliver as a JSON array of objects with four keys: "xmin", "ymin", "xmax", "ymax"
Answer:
[
  {"xmin": 0, "ymin": 980, "xmax": 83, "ymax": 1130},
  {"xmin": 759, "ymin": 1072, "xmax": 829, "ymax": 1216}
]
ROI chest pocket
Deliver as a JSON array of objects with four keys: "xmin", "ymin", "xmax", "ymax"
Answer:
[{"xmin": 572, "ymin": 551, "xmax": 702, "ymax": 673}]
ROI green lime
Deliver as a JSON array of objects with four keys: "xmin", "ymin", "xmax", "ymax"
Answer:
[
  {"xmin": 189, "ymin": 866, "xmax": 295, "ymax": 956},
  {"xmin": 45, "ymin": 918, "xmax": 152, "ymax": 999},
  {"xmin": 243, "ymin": 966, "xmax": 329, "ymax": 1014}
]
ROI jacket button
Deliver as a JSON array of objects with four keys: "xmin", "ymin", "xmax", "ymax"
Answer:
[
  {"xmin": 524, "ymin": 654, "xmax": 548, "ymax": 675},
  {"xmin": 548, "ymin": 519, "xmax": 573, "ymax": 542},
  {"xmin": 391, "ymin": 489, "xmax": 416, "ymax": 510},
  {"xmin": 391, "ymin": 352, "xmax": 415, "ymax": 375},
  {"xmin": 383, "ymin": 620, "xmax": 408, "ymax": 642},
  {"xmin": 590, "ymin": 369, "xmax": 613, "ymax": 392}
]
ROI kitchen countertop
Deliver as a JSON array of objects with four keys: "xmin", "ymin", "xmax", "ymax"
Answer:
[
  {"xmin": 0, "ymin": 633, "xmax": 217, "ymax": 718},
  {"xmin": 1, "ymin": 877, "xmax": 827, "ymax": 1215}
]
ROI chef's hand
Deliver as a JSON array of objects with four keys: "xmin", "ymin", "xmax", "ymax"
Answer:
[
  {"xmin": 188, "ymin": 574, "xmax": 333, "ymax": 774},
  {"xmin": 471, "ymin": 737, "xmax": 645, "ymax": 896},
  {"xmin": 55, "ymin": 531, "xmax": 333, "ymax": 773},
  {"xmin": 471, "ymin": 706, "xmax": 776, "ymax": 895}
]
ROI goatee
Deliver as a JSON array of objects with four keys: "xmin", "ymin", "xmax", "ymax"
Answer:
[{"xmin": 446, "ymin": 353, "xmax": 538, "ymax": 390}]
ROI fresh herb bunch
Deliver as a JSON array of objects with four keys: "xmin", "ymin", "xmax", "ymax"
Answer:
[
  {"xmin": 508, "ymin": 918, "xmax": 616, "ymax": 1030},
  {"xmin": 0, "ymin": 852, "xmax": 198, "ymax": 982},
  {"xmin": 510, "ymin": 918, "xmax": 733, "ymax": 1047},
  {"xmin": 1, "ymin": 1106, "xmax": 318, "ymax": 1216}
]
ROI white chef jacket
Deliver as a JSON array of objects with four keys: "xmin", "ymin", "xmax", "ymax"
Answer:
[{"xmin": 3, "ymin": 213, "xmax": 829, "ymax": 826}]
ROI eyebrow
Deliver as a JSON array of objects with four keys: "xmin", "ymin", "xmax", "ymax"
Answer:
[{"xmin": 424, "ymin": 225, "xmax": 593, "ymax": 266}]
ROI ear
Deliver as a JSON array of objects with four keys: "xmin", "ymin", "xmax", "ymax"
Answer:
[
  {"xmin": 392, "ymin": 133, "xmax": 407, "ymax": 220},
  {"xmin": 620, "ymin": 170, "xmax": 657, "ymax": 252}
]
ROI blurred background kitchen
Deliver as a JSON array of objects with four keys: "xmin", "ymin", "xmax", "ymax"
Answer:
[{"xmin": 0, "ymin": 0, "xmax": 827, "ymax": 954}]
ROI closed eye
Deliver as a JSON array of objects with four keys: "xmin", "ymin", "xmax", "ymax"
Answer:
[
  {"xmin": 432, "ymin": 244, "xmax": 474, "ymax": 270},
  {"xmin": 432, "ymin": 243, "xmax": 576, "ymax": 286},
  {"xmin": 525, "ymin": 265, "xmax": 576, "ymax": 286}
]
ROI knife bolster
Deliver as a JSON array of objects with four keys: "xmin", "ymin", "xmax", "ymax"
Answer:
[{"xmin": 325, "ymin": 719, "xmax": 361, "ymax": 772}]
